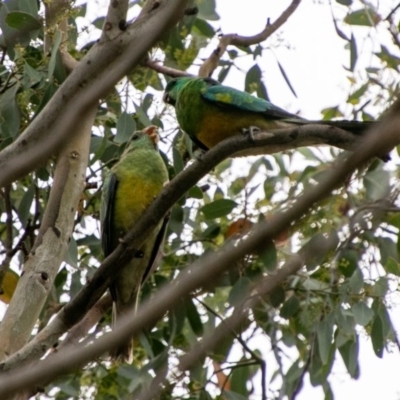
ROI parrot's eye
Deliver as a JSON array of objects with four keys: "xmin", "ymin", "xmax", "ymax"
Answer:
[{"xmin": 131, "ymin": 134, "xmax": 139, "ymax": 141}]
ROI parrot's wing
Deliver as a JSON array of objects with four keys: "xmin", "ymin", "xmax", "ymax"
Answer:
[
  {"xmin": 141, "ymin": 214, "xmax": 170, "ymax": 284},
  {"xmin": 101, "ymin": 173, "xmax": 118, "ymax": 257},
  {"xmin": 201, "ymin": 84, "xmax": 301, "ymax": 120}
]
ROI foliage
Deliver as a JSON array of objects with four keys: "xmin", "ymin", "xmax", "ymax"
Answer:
[{"xmin": 0, "ymin": 0, "xmax": 400, "ymax": 399}]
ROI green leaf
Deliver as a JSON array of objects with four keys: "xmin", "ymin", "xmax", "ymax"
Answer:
[
  {"xmin": 344, "ymin": 8, "xmax": 381, "ymax": 26},
  {"xmin": 187, "ymin": 186, "xmax": 203, "ymax": 199},
  {"xmin": 348, "ymin": 83, "xmax": 368, "ymax": 105},
  {"xmin": 230, "ymin": 357, "xmax": 257, "ymax": 397},
  {"xmin": 196, "ymin": 0, "xmax": 219, "ymax": 21},
  {"xmin": 168, "ymin": 204, "xmax": 184, "ymax": 236},
  {"xmin": 17, "ymin": 184, "xmax": 35, "ymax": 226},
  {"xmin": 371, "ymin": 277, "xmax": 388, "ymax": 297},
  {"xmin": 186, "ymin": 297, "xmax": 203, "ymax": 336},
  {"xmin": 332, "ymin": 16, "xmax": 349, "ymax": 41},
  {"xmin": 338, "ymin": 338, "xmax": 359, "ymax": 378},
  {"xmin": 193, "ymin": 18, "xmax": 215, "ymax": 38},
  {"xmin": 200, "ymin": 223, "xmax": 221, "ymax": 239},
  {"xmin": 349, "ymin": 267, "xmax": 363, "ymax": 294},
  {"xmin": 245, "ymin": 64, "xmax": 264, "ymax": 98},
  {"xmin": 317, "ymin": 317, "xmax": 334, "ymax": 364},
  {"xmin": 23, "ymin": 61, "xmax": 42, "ymax": 88},
  {"xmin": 276, "ymin": 60, "xmax": 297, "ymax": 97},
  {"xmin": 258, "ymin": 241, "xmax": 277, "ymax": 271},
  {"xmin": 115, "ymin": 112, "xmax": 136, "ymax": 144},
  {"xmin": 267, "ymin": 285, "xmax": 285, "ymax": 308},
  {"xmin": 376, "ymin": 302, "xmax": 394, "ymax": 341},
  {"xmin": 200, "ymin": 199, "xmax": 238, "ymax": 219},
  {"xmin": 371, "ymin": 314, "xmax": 384, "ymax": 357},
  {"xmin": 323, "ymin": 382, "xmax": 334, "ymax": 400},
  {"xmin": 378, "ymin": 236, "xmax": 398, "ymax": 265},
  {"xmin": 352, "ymin": 302, "xmax": 374, "ymax": 326},
  {"xmin": 280, "ymin": 295, "xmax": 300, "ymax": 319},
  {"xmin": 350, "ymin": 33, "xmax": 357, "ymax": 71},
  {"xmin": 48, "ymin": 30, "xmax": 62, "ymax": 81},
  {"xmin": 64, "ymin": 237, "xmax": 78, "ymax": 268},
  {"xmin": 0, "ymin": 83, "xmax": 20, "ymax": 137},
  {"xmin": 304, "ymin": 233, "xmax": 332, "ymax": 270},
  {"xmin": 18, "ymin": 0, "xmax": 39, "ymax": 16},
  {"xmin": 338, "ymin": 249, "xmax": 358, "ymax": 277},
  {"xmin": 375, "ymin": 45, "xmax": 400, "ymax": 70},
  {"xmin": 172, "ymin": 147, "xmax": 184, "ymax": 174},
  {"xmin": 134, "ymin": 102, "xmax": 152, "ymax": 127},
  {"xmin": 385, "ymin": 257, "xmax": 400, "ymax": 276},
  {"xmin": 228, "ymin": 277, "xmax": 252, "ymax": 306},
  {"xmin": 224, "ymin": 391, "xmax": 249, "ymax": 400},
  {"xmin": 5, "ymin": 11, "xmax": 41, "ymax": 31},
  {"xmin": 363, "ymin": 167, "xmax": 390, "ymax": 201},
  {"xmin": 199, "ymin": 391, "xmax": 213, "ymax": 400},
  {"xmin": 92, "ymin": 16, "xmax": 105, "ymax": 29},
  {"xmin": 336, "ymin": 0, "xmax": 352, "ymax": 5}
]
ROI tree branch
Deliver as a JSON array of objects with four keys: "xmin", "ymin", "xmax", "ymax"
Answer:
[
  {"xmin": 57, "ymin": 294, "xmax": 112, "ymax": 351},
  {"xmin": 199, "ymin": 0, "xmax": 302, "ymax": 77},
  {"xmin": 0, "ymin": 105, "xmax": 95, "ymax": 362},
  {"xmin": 0, "ymin": 99, "xmax": 398, "ymax": 396},
  {"xmin": 138, "ymin": 232, "xmax": 339, "ymax": 400},
  {"xmin": 0, "ymin": 0, "xmax": 188, "ymax": 189},
  {"xmin": 145, "ymin": 58, "xmax": 192, "ymax": 77},
  {"xmin": 101, "ymin": 0, "xmax": 129, "ymax": 41},
  {"xmin": 0, "ymin": 122, "xmax": 394, "ymax": 370}
]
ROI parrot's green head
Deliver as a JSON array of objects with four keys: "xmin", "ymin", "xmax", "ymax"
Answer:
[
  {"xmin": 163, "ymin": 77, "xmax": 193, "ymax": 106},
  {"xmin": 123, "ymin": 126, "xmax": 160, "ymax": 155},
  {"xmin": 163, "ymin": 76, "xmax": 221, "ymax": 106}
]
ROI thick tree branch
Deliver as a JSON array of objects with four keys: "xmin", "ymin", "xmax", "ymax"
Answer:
[
  {"xmin": 0, "ymin": 0, "xmax": 188, "ymax": 189},
  {"xmin": 0, "ymin": 105, "xmax": 95, "ymax": 362},
  {"xmin": 57, "ymin": 294, "xmax": 112, "ymax": 351},
  {"xmin": 0, "ymin": 101, "xmax": 398, "ymax": 395},
  {"xmin": 199, "ymin": 0, "xmax": 302, "ymax": 77},
  {"xmin": 0, "ymin": 122, "xmax": 393, "ymax": 370},
  {"xmin": 101, "ymin": 0, "xmax": 129, "ymax": 41},
  {"xmin": 138, "ymin": 232, "xmax": 339, "ymax": 400}
]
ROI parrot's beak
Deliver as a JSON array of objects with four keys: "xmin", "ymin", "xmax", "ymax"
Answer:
[
  {"xmin": 163, "ymin": 92, "xmax": 175, "ymax": 105},
  {"xmin": 143, "ymin": 125, "xmax": 159, "ymax": 147}
]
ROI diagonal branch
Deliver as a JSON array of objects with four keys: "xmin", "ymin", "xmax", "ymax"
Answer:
[
  {"xmin": 199, "ymin": 0, "xmax": 302, "ymax": 77},
  {"xmin": 0, "ymin": 122, "xmax": 394, "ymax": 371},
  {"xmin": 0, "ymin": 98, "xmax": 399, "ymax": 396},
  {"xmin": 0, "ymin": 0, "xmax": 188, "ymax": 189},
  {"xmin": 145, "ymin": 59, "xmax": 192, "ymax": 77},
  {"xmin": 101, "ymin": 0, "xmax": 129, "ymax": 41}
]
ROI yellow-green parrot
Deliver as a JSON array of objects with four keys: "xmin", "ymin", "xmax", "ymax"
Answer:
[
  {"xmin": 101, "ymin": 126, "xmax": 169, "ymax": 362},
  {"xmin": 163, "ymin": 76, "xmax": 381, "ymax": 158}
]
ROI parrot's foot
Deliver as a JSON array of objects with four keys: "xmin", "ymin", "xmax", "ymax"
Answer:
[{"xmin": 242, "ymin": 126, "xmax": 261, "ymax": 142}]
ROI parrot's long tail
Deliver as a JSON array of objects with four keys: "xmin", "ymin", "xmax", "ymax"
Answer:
[
  {"xmin": 110, "ymin": 299, "xmax": 138, "ymax": 363},
  {"xmin": 314, "ymin": 120, "xmax": 374, "ymax": 135}
]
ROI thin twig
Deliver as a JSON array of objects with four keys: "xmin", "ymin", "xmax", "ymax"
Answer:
[
  {"xmin": 197, "ymin": 299, "xmax": 267, "ymax": 400},
  {"xmin": 199, "ymin": 0, "xmax": 302, "ymax": 77},
  {"xmin": 145, "ymin": 59, "xmax": 192, "ymax": 78}
]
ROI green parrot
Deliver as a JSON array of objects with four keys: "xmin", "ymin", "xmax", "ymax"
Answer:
[
  {"xmin": 163, "ymin": 76, "xmax": 380, "ymax": 158},
  {"xmin": 101, "ymin": 126, "xmax": 169, "ymax": 362}
]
